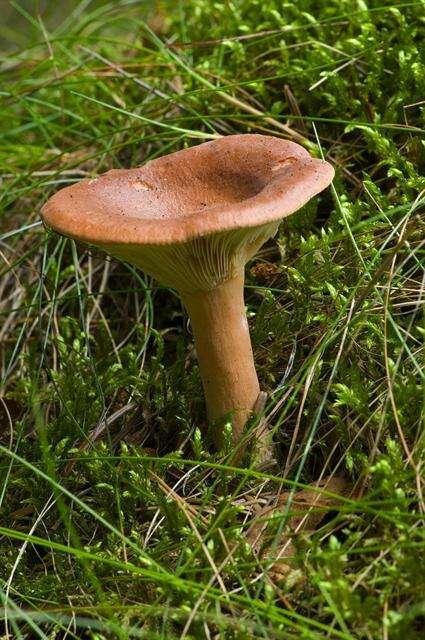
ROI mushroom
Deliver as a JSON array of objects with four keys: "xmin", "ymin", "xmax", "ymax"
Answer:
[{"xmin": 41, "ymin": 134, "xmax": 334, "ymax": 456}]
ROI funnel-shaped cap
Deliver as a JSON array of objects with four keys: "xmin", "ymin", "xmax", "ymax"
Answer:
[{"xmin": 42, "ymin": 134, "xmax": 334, "ymax": 292}]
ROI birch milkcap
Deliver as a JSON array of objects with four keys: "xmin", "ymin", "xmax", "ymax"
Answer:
[{"xmin": 41, "ymin": 134, "xmax": 334, "ymax": 455}]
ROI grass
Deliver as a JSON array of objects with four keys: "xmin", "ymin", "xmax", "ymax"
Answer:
[{"xmin": 0, "ymin": 0, "xmax": 424, "ymax": 638}]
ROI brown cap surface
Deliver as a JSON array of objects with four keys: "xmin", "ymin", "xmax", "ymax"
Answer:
[{"xmin": 41, "ymin": 134, "xmax": 334, "ymax": 246}]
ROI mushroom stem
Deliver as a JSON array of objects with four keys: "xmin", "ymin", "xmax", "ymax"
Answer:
[{"xmin": 181, "ymin": 272, "xmax": 260, "ymax": 449}]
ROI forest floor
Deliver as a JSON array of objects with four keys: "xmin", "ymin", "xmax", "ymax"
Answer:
[{"xmin": 1, "ymin": 1, "xmax": 424, "ymax": 638}]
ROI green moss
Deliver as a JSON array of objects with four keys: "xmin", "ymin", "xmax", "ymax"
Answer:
[{"xmin": 0, "ymin": 0, "xmax": 424, "ymax": 638}]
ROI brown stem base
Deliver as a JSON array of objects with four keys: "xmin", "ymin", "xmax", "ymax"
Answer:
[{"xmin": 182, "ymin": 273, "xmax": 260, "ymax": 450}]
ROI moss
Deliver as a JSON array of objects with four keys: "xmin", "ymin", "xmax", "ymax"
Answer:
[{"xmin": 0, "ymin": 0, "xmax": 424, "ymax": 638}]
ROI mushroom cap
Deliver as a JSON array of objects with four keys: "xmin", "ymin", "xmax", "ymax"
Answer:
[{"xmin": 41, "ymin": 134, "xmax": 334, "ymax": 247}]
